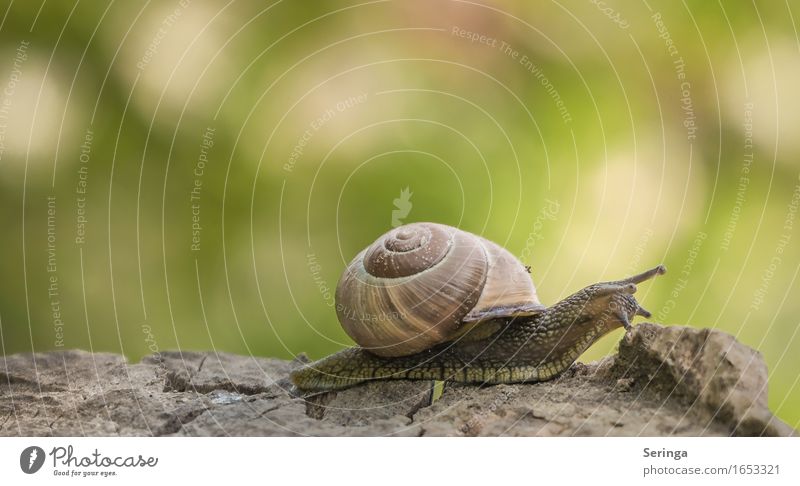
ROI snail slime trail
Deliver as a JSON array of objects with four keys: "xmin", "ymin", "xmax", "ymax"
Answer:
[{"xmin": 190, "ymin": 127, "xmax": 215, "ymax": 252}]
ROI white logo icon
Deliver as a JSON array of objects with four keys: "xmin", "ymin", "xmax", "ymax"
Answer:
[{"xmin": 20, "ymin": 446, "xmax": 45, "ymax": 474}]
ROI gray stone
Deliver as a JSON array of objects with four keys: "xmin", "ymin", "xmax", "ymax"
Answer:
[{"xmin": 1, "ymin": 323, "xmax": 795, "ymax": 436}]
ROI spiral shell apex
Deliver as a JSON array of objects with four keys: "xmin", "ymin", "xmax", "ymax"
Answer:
[{"xmin": 334, "ymin": 222, "xmax": 544, "ymax": 357}]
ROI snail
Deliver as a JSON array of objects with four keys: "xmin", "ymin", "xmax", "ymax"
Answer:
[{"xmin": 290, "ymin": 222, "xmax": 665, "ymax": 392}]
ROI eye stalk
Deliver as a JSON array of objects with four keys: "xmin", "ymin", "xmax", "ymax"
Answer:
[
  {"xmin": 620, "ymin": 264, "xmax": 666, "ymax": 323},
  {"xmin": 620, "ymin": 264, "xmax": 667, "ymax": 284},
  {"xmin": 582, "ymin": 265, "xmax": 666, "ymax": 331}
]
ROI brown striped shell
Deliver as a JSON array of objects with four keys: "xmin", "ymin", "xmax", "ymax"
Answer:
[{"xmin": 335, "ymin": 222, "xmax": 544, "ymax": 357}]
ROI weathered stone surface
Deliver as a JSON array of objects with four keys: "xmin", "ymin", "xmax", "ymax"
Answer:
[
  {"xmin": 0, "ymin": 324, "xmax": 795, "ymax": 436},
  {"xmin": 611, "ymin": 323, "xmax": 795, "ymax": 437}
]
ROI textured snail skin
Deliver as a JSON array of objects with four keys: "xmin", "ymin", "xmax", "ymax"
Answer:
[{"xmin": 291, "ymin": 266, "xmax": 665, "ymax": 392}]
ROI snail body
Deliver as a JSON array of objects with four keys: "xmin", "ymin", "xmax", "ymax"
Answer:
[{"xmin": 291, "ymin": 222, "xmax": 665, "ymax": 392}]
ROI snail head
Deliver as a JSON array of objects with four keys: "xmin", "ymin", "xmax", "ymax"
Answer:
[{"xmin": 579, "ymin": 265, "xmax": 666, "ymax": 332}]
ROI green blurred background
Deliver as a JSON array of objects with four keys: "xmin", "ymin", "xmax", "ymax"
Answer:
[{"xmin": 1, "ymin": 1, "xmax": 798, "ymax": 427}]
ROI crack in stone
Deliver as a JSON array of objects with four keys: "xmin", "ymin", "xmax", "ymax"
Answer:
[
  {"xmin": 404, "ymin": 385, "xmax": 435, "ymax": 420},
  {"xmin": 48, "ymin": 412, "xmax": 65, "ymax": 429},
  {"xmin": 155, "ymin": 403, "xmax": 210, "ymax": 436},
  {"xmin": 256, "ymin": 405, "xmax": 281, "ymax": 419},
  {"xmin": 302, "ymin": 392, "xmax": 334, "ymax": 420},
  {"xmin": 163, "ymin": 370, "xmax": 276, "ymax": 396}
]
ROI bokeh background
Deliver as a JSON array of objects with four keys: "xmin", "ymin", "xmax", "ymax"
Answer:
[{"xmin": 0, "ymin": 0, "xmax": 798, "ymax": 428}]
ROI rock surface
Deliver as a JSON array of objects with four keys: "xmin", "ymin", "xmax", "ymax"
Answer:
[{"xmin": 0, "ymin": 323, "xmax": 795, "ymax": 436}]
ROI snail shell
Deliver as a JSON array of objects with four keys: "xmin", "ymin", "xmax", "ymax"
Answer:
[{"xmin": 335, "ymin": 222, "xmax": 544, "ymax": 357}]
